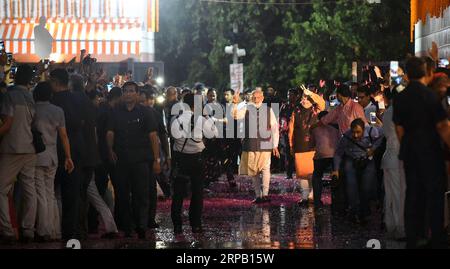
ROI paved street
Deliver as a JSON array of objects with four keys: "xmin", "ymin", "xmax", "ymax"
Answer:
[{"xmin": 0, "ymin": 174, "xmax": 410, "ymax": 249}]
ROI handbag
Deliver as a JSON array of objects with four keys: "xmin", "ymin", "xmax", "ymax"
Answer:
[
  {"xmin": 343, "ymin": 135, "xmax": 371, "ymax": 171},
  {"xmin": 22, "ymin": 91, "xmax": 46, "ymax": 154},
  {"xmin": 352, "ymin": 156, "xmax": 370, "ymax": 171},
  {"xmin": 31, "ymin": 128, "xmax": 46, "ymax": 154}
]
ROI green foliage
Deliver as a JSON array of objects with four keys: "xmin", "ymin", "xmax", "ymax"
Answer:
[{"xmin": 156, "ymin": 0, "xmax": 411, "ymax": 93}]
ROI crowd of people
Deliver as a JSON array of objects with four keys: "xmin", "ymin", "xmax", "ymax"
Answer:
[{"xmin": 0, "ymin": 50, "xmax": 449, "ymax": 249}]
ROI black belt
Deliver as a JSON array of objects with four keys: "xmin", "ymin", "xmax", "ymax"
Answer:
[{"xmin": 174, "ymin": 151, "xmax": 203, "ymax": 157}]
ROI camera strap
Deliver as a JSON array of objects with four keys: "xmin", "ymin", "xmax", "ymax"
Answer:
[{"xmin": 343, "ymin": 135, "xmax": 369, "ymax": 152}]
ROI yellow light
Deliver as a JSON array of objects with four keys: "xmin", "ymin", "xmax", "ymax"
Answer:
[
  {"xmin": 49, "ymin": 53, "xmax": 64, "ymax": 63},
  {"xmin": 156, "ymin": 95, "xmax": 165, "ymax": 104}
]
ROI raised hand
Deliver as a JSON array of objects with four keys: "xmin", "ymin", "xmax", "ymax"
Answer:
[
  {"xmin": 233, "ymin": 88, "xmax": 241, "ymax": 104},
  {"xmin": 428, "ymin": 41, "xmax": 439, "ymax": 61}
]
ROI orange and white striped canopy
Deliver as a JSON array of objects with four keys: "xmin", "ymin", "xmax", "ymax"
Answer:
[
  {"xmin": 0, "ymin": 0, "xmax": 159, "ymax": 62},
  {"xmin": 1, "ymin": 17, "xmax": 142, "ymax": 62}
]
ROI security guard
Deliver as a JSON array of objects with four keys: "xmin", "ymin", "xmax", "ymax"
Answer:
[{"xmin": 106, "ymin": 81, "xmax": 161, "ymax": 239}]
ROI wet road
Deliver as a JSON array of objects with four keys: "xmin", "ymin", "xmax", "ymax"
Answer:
[{"xmin": 1, "ymin": 174, "xmax": 408, "ymax": 249}]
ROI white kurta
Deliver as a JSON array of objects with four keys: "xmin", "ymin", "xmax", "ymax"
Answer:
[{"xmin": 381, "ymin": 106, "xmax": 406, "ymax": 238}]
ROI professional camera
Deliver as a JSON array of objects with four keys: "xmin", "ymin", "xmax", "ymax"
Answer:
[{"xmin": 82, "ymin": 54, "xmax": 97, "ymax": 65}]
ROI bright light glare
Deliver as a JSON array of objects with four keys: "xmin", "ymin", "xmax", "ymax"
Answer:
[
  {"xmin": 156, "ymin": 77, "xmax": 164, "ymax": 85},
  {"xmin": 156, "ymin": 95, "xmax": 165, "ymax": 104}
]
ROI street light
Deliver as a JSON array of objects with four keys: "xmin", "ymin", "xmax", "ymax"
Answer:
[
  {"xmin": 224, "ymin": 24, "xmax": 246, "ymax": 64},
  {"xmin": 237, "ymin": 49, "xmax": 246, "ymax": 57},
  {"xmin": 225, "ymin": 46, "xmax": 234, "ymax": 54}
]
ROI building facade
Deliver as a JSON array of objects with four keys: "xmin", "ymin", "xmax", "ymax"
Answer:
[
  {"xmin": 0, "ymin": 0, "xmax": 159, "ymax": 62},
  {"xmin": 412, "ymin": 0, "xmax": 450, "ymax": 58}
]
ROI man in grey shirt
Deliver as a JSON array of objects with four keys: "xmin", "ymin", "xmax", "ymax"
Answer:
[
  {"xmin": 0, "ymin": 65, "xmax": 37, "ymax": 243},
  {"xmin": 33, "ymin": 81, "xmax": 74, "ymax": 242}
]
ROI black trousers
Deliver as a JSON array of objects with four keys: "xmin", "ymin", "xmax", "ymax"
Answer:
[
  {"xmin": 283, "ymin": 134, "xmax": 295, "ymax": 178},
  {"xmin": 55, "ymin": 165, "xmax": 82, "ymax": 240},
  {"xmin": 148, "ymin": 163, "xmax": 157, "ymax": 226},
  {"xmin": 312, "ymin": 158, "xmax": 334, "ymax": 206},
  {"xmin": 404, "ymin": 156, "xmax": 447, "ymax": 248},
  {"xmin": 115, "ymin": 161, "xmax": 150, "ymax": 233},
  {"xmin": 225, "ymin": 139, "xmax": 240, "ymax": 182},
  {"xmin": 171, "ymin": 152, "xmax": 204, "ymax": 228},
  {"xmin": 156, "ymin": 173, "xmax": 171, "ymax": 198},
  {"xmin": 331, "ymin": 161, "xmax": 348, "ymax": 215}
]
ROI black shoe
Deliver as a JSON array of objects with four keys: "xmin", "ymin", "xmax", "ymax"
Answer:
[
  {"xmin": 35, "ymin": 234, "xmax": 51, "ymax": 243},
  {"xmin": 19, "ymin": 236, "xmax": 34, "ymax": 244},
  {"xmin": 348, "ymin": 214, "xmax": 359, "ymax": 224},
  {"xmin": 298, "ymin": 199, "xmax": 308, "ymax": 207},
  {"xmin": 88, "ymin": 228, "xmax": 99, "ymax": 235},
  {"xmin": 314, "ymin": 201, "xmax": 324, "ymax": 208},
  {"xmin": 262, "ymin": 196, "xmax": 271, "ymax": 203},
  {"xmin": 395, "ymin": 237, "xmax": 407, "ymax": 242},
  {"xmin": 148, "ymin": 222, "xmax": 160, "ymax": 229},
  {"xmin": 124, "ymin": 231, "xmax": 133, "ymax": 238},
  {"xmin": 137, "ymin": 229, "xmax": 146, "ymax": 240},
  {"xmin": 358, "ymin": 217, "xmax": 368, "ymax": 226},
  {"xmin": 101, "ymin": 232, "xmax": 119, "ymax": 239},
  {"xmin": 252, "ymin": 197, "xmax": 264, "ymax": 204},
  {"xmin": 174, "ymin": 225, "xmax": 182, "ymax": 235},
  {"xmin": 192, "ymin": 226, "xmax": 203, "ymax": 234},
  {"xmin": 229, "ymin": 181, "xmax": 238, "ymax": 191},
  {"xmin": 285, "ymin": 176, "xmax": 293, "ymax": 180},
  {"xmin": 0, "ymin": 235, "xmax": 16, "ymax": 245}
]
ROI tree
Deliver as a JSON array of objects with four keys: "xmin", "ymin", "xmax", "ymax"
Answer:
[
  {"xmin": 156, "ymin": 0, "xmax": 411, "ymax": 93},
  {"xmin": 286, "ymin": 0, "xmax": 412, "ymax": 84}
]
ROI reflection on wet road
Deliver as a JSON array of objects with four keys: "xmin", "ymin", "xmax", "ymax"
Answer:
[{"xmin": 0, "ymin": 174, "xmax": 407, "ymax": 249}]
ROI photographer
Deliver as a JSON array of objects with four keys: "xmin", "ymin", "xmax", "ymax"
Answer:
[
  {"xmin": 332, "ymin": 118, "xmax": 384, "ymax": 224},
  {"xmin": 170, "ymin": 93, "xmax": 218, "ymax": 235}
]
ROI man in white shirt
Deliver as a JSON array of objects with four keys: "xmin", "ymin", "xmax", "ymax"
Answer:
[
  {"xmin": 357, "ymin": 85, "xmax": 378, "ymax": 124},
  {"xmin": 170, "ymin": 93, "xmax": 218, "ymax": 235}
]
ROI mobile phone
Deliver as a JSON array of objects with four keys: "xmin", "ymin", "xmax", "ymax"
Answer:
[
  {"xmin": 447, "ymin": 96, "xmax": 450, "ymax": 106},
  {"xmin": 6, "ymin": 53, "xmax": 12, "ymax": 63},
  {"xmin": 370, "ymin": 112, "xmax": 377, "ymax": 124},
  {"xmin": 106, "ymin": 82, "xmax": 113, "ymax": 92},
  {"xmin": 390, "ymin": 61, "xmax": 399, "ymax": 78},
  {"xmin": 378, "ymin": 101, "xmax": 385, "ymax": 110},
  {"xmin": 9, "ymin": 66, "xmax": 17, "ymax": 79},
  {"xmin": 43, "ymin": 59, "xmax": 50, "ymax": 70},
  {"xmin": 439, "ymin": 58, "xmax": 449, "ymax": 68},
  {"xmin": 0, "ymin": 41, "xmax": 4, "ymax": 51}
]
